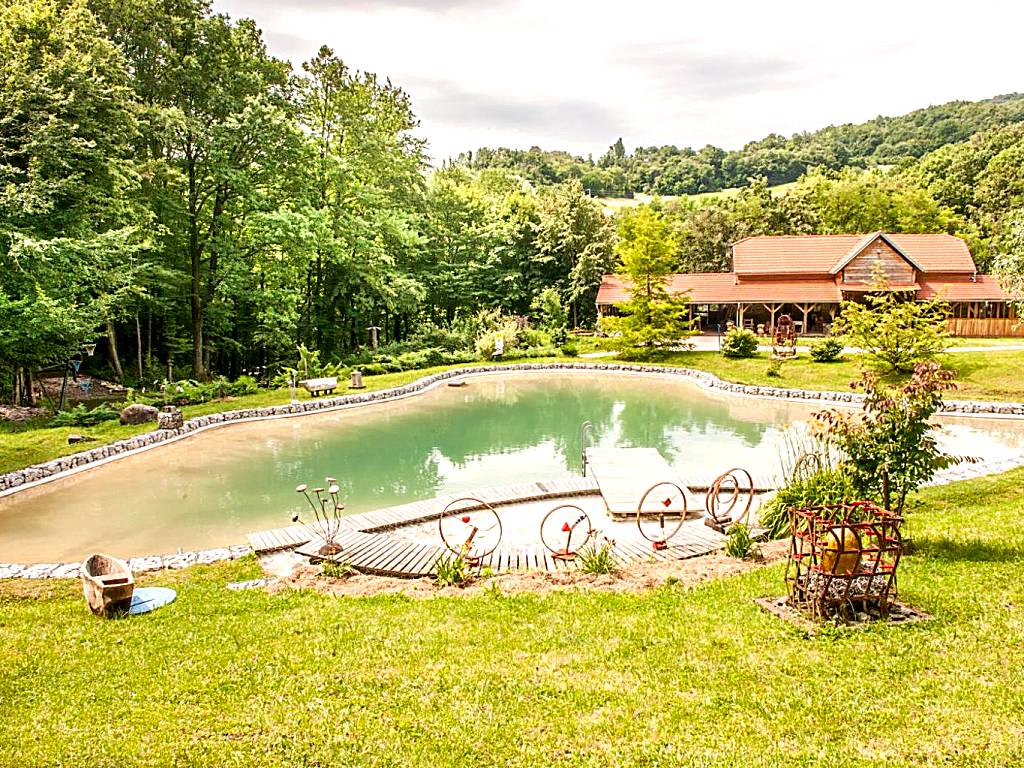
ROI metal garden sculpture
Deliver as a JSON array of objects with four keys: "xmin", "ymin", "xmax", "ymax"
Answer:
[
  {"xmin": 540, "ymin": 504, "xmax": 594, "ymax": 561},
  {"xmin": 636, "ymin": 481, "xmax": 688, "ymax": 550},
  {"xmin": 292, "ymin": 477, "xmax": 346, "ymax": 557},
  {"xmin": 785, "ymin": 501, "xmax": 903, "ymax": 621},
  {"xmin": 704, "ymin": 467, "xmax": 755, "ymax": 532},
  {"xmin": 438, "ymin": 497, "xmax": 503, "ymax": 566}
]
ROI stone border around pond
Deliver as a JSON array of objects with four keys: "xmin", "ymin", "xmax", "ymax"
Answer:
[
  {"xmin": 0, "ymin": 544, "xmax": 253, "ymax": 580},
  {"xmin": 3, "ymin": 361, "xmax": 1024, "ymax": 501}
]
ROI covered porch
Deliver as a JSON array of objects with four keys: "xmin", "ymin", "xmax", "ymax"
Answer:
[
  {"xmin": 947, "ymin": 301, "xmax": 1023, "ymax": 338},
  {"xmin": 733, "ymin": 302, "xmax": 839, "ymax": 337}
]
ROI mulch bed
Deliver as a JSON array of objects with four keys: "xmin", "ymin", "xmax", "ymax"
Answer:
[{"xmin": 755, "ymin": 595, "xmax": 931, "ymax": 633}]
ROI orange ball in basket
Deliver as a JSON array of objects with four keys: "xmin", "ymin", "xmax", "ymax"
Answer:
[{"xmin": 821, "ymin": 526, "xmax": 862, "ymax": 574}]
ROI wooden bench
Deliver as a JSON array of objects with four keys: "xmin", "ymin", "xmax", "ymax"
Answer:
[{"xmin": 300, "ymin": 376, "xmax": 338, "ymax": 397}]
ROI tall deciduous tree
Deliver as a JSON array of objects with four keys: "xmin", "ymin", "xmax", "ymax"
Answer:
[
  {"xmin": 0, "ymin": 0, "xmax": 145, "ymax": 399},
  {"xmin": 95, "ymin": 0, "xmax": 296, "ymax": 379}
]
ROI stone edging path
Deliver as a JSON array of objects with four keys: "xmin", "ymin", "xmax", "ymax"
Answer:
[{"xmin": 3, "ymin": 361, "xmax": 1023, "ymax": 499}]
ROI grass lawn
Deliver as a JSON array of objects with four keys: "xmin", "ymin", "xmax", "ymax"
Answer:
[
  {"xmin": 651, "ymin": 349, "xmax": 1024, "ymax": 401},
  {"xmin": 1, "ymin": 470, "xmax": 1022, "ymax": 766},
  {"xmin": 3, "ymin": 350, "xmax": 1023, "ymax": 476}
]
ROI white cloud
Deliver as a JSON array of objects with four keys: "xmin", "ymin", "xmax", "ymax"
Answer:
[{"xmin": 214, "ymin": 0, "xmax": 1024, "ymax": 163}]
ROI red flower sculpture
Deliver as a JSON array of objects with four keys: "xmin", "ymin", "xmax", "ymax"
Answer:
[
  {"xmin": 662, "ymin": 497, "xmax": 673, "ymax": 508},
  {"xmin": 561, "ymin": 522, "xmax": 571, "ymax": 532},
  {"xmin": 461, "ymin": 515, "xmax": 470, "ymax": 524}
]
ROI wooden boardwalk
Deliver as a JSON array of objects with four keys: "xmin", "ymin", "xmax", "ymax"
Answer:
[
  {"xmin": 585, "ymin": 447, "xmax": 687, "ymax": 517},
  {"xmin": 245, "ymin": 470, "xmax": 737, "ymax": 579},
  {"xmin": 290, "ymin": 520, "xmax": 726, "ymax": 578}
]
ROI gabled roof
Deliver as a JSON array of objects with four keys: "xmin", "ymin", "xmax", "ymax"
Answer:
[
  {"xmin": 596, "ymin": 274, "xmax": 841, "ymax": 305},
  {"xmin": 828, "ymin": 232, "xmax": 922, "ymax": 274},
  {"xmin": 732, "ymin": 233, "xmax": 977, "ymax": 275}
]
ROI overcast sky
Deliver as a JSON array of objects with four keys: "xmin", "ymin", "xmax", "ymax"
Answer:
[{"xmin": 214, "ymin": 0, "xmax": 1023, "ymax": 164}]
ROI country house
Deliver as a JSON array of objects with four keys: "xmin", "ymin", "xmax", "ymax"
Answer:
[{"xmin": 596, "ymin": 232, "xmax": 1019, "ymax": 337}]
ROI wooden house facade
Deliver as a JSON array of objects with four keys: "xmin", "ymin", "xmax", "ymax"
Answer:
[{"xmin": 596, "ymin": 232, "xmax": 1019, "ymax": 337}]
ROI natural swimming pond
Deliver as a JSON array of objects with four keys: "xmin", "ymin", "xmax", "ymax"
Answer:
[{"xmin": 3, "ymin": 371, "xmax": 1024, "ymax": 563}]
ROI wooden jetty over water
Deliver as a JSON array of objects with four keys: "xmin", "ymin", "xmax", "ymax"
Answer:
[{"xmin": 245, "ymin": 446, "xmax": 776, "ymax": 578}]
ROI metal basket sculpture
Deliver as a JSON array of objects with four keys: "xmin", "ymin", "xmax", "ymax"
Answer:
[
  {"xmin": 438, "ymin": 497, "xmax": 503, "ymax": 566},
  {"xmin": 704, "ymin": 468, "xmax": 754, "ymax": 532},
  {"xmin": 540, "ymin": 504, "xmax": 594, "ymax": 561},
  {"xmin": 636, "ymin": 481, "xmax": 688, "ymax": 550},
  {"xmin": 785, "ymin": 501, "xmax": 903, "ymax": 621}
]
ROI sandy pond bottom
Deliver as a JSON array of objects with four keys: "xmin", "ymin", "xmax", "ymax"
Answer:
[{"xmin": 3, "ymin": 371, "xmax": 1023, "ymax": 563}]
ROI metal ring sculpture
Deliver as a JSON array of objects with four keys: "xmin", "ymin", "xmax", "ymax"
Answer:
[
  {"xmin": 705, "ymin": 468, "xmax": 755, "ymax": 529},
  {"xmin": 438, "ymin": 497, "xmax": 503, "ymax": 566},
  {"xmin": 636, "ymin": 481, "xmax": 688, "ymax": 550},
  {"xmin": 791, "ymin": 452, "xmax": 821, "ymax": 482},
  {"xmin": 540, "ymin": 504, "xmax": 594, "ymax": 561}
]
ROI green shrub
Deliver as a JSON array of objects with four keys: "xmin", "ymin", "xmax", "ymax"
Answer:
[
  {"xmin": 321, "ymin": 559, "xmax": 355, "ymax": 579},
  {"xmin": 578, "ymin": 541, "xmax": 617, "ymax": 575},
  {"xmin": 359, "ymin": 363, "xmax": 388, "ymax": 376},
  {"xmin": 721, "ymin": 328, "xmax": 758, "ymax": 358},
  {"xmin": 434, "ymin": 554, "xmax": 469, "ymax": 587},
  {"xmin": 758, "ymin": 467, "xmax": 859, "ymax": 539},
  {"xmin": 765, "ymin": 358, "xmax": 784, "ymax": 378},
  {"xmin": 440, "ymin": 349, "xmax": 477, "ymax": 365},
  {"xmin": 560, "ymin": 341, "xmax": 580, "ymax": 357},
  {"xmin": 520, "ymin": 327, "xmax": 553, "ymax": 349},
  {"xmin": 50, "ymin": 403, "xmax": 120, "ymax": 427},
  {"xmin": 725, "ymin": 523, "xmax": 759, "ymax": 559},
  {"xmin": 809, "ymin": 337, "xmax": 844, "ymax": 363},
  {"xmin": 225, "ymin": 375, "xmax": 259, "ymax": 397}
]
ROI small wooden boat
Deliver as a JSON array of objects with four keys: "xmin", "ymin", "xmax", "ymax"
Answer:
[
  {"xmin": 81, "ymin": 554, "xmax": 135, "ymax": 617},
  {"xmin": 447, "ymin": 380, "xmax": 468, "ymax": 388}
]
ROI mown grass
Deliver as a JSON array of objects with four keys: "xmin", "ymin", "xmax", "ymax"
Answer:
[
  {"xmin": 649, "ymin": 349, "xmax": 1024, "ymax": 401},
  {"xmin": 1, "ymin": 469, "xmax": 1022, "ymax": 766},
  {"xmin": 3, "ymin": 350, "xmax": 1023, "ymax": 475}
]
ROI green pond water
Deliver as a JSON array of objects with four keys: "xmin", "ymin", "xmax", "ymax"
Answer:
[{"xmin": 2, "ymin": 372, "xmax": 1023, "ymax": 562}]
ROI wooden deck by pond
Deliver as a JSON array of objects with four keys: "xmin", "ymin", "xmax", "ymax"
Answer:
[
  {"xmin": 246, "ymin": 470, "xmax": 733, "ymax": 579},
  {"xmin": 585, "ymin": 447, "xmax": 686, "ymax": 516}
]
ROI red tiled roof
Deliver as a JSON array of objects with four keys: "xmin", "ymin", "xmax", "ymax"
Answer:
[
  {"xmin": 596, "ymin": 274, "xmax": 841, "ymax": 305},
  {"xmin": 917, "ymin": 275, "xmax": 1014, "ymax": 301},
  {"xmin": 732, "ymin": 233, "xmax": 976, "ymax": 275},
  {"xmin": 841, "ymin": 283, "xmax": 920, "ymax": 292}
]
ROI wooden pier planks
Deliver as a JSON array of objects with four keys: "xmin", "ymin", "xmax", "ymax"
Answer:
[
  {"xmin": 245, "ymin": 473, "xmax": 728, "ymax": 578},
  {"xmin": 585, "ymin": 447, "xmax": 687, "ymax": 516}
]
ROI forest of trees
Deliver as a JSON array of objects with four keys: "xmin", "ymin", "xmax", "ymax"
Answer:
[
  {"xmin": 0, "ymin": 0, "xmax": 616, "ymax": 400},
  {"xmin": 2, "ymin": 0, "xmax": 1023, "ymax": 405},
  {"xmin": 461, "ymin": 94, "xmax": 1024, "ymax": 197}
]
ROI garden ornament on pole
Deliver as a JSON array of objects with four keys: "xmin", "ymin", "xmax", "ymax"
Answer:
[
  {"xmin": 540, "ymin": 504, "xmax": 594, "ymax": 561},
  {"xmin": 58, "ymin": 342, "xmax": 97, "ymax": 412},
  {"xmin": 636, "ymin": 481, "xmax": 688, "ymax": 550},
  {"xmin": 438, "ymin": 497, "xmax": 502, "ymax": 567}
]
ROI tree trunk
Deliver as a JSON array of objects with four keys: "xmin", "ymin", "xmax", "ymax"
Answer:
[
  {"xmin": 14, "ymin": 367, "xmax": 22, "ymax": 406},
  {"xmin": 106, "ymin": 320, "xmax": 124, "ymax": 381},
  {"xmin": 187, "ymin": 143, "xmax": 207, "ymax": 380},
  {"xmin": 135, "ymin": 313, "xmax": 144, "ymax": 380},
  {"xmin": 26, "ymin": 369, "xmax": 37, "ymax": 407},
  {"xmin": 146, "ymin": 311, "xmax": 152, "ymax": 371}
]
